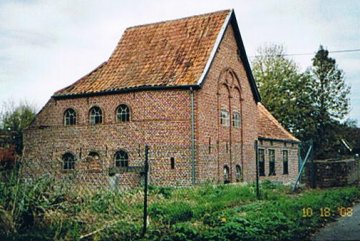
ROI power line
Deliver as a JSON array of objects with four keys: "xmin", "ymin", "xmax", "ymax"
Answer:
[{"xmin": 249, "ymin": 48, "xmax": 360, "ymax": 58}]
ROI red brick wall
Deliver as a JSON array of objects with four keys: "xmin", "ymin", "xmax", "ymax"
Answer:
[
  {"xmin": 258, "ymin": 139, "xmax": 299, "ymax": 183},
  {"xmin": 24, "ymin": 89, "xmax": 193, "ymax": 187},
  {"xmin": 195, "ymin": 25, "xmax": 259, "ymax": 183}
]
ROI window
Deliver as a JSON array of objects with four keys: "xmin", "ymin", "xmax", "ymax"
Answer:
[
  {"xmin": 115, "ymin": 150, "xmax": 129, "ymax": 168},
  {"xmin": 283, "ymin": 150, "xmax": 289, "ymax": 175},
  {"xmin": 235, "ymin": 165, "xmax": 242, "ymax": 182},
  {"xmin": 88, "ymin": 151, "xmax": 100, "ymax": 161},
  {"xmin": 269, "ymin": 149, "xmax": 276, "ymax": 176},
  {"xmin": 62, "ymin": 152, "xmax": 76, "ymax": 170},
  {"xmin": 170, "ymin": 157, "xmax": 175, "ymax": 169},
  {"xmin": 258, "ymin": 149, "xmax": 265, "ymax": 176},
  {"xmin": 64, "ymin": 108, "xmax": 76, "ymax": 126},
  {"xmin": 232, "ymin": 112, "xmax": 240, "ymax": 128},
  {"xmin": 208, "ymin": 137, "xmax": 212, "ymax": 154},
  {"xmin": 116, "ymin": 104, "xmax": 130, "ymax": 122},
  {"xmin": 220, "ymin": 109, "xmax": 229, "ymax": 127},
  {"xmin": 89, "ymin": 106, "xmax": 102, "ymax": 125},
  {"xmin": 224, "ymin": 165, "xmax": 230, "ymax": 184}
]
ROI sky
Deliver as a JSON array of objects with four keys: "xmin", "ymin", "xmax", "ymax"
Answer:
[{"xmin": 0, "ymin": 0, "xmax": 359, "ymax": 125}]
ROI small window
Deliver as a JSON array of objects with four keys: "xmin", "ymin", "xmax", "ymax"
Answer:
[
  {"xmin": 62, "ymin": 152, "xmax": 76, "ymax": 170},
  {"xmin": 258, "ymin": 149, "xmax": 265, "ymax": 176},
  {"xmin": 64, "ymin": 108, "xmax": 77, "ymax": 126},
  {"xmin": 88, "ymin": 151, "xmax": 100, "ymax": 161},
  {"xmin": 89, "ymin": 106, "xmax": 102, "ymax": 125},
  {"xmin": 170, "ymin": 157, "xmax": 175, "ymax": 169},
  {"xmin": 115, "ymin": 150, "xmax": 129, "ymax": 168},
  {"xmin": 220, "ymin": 109, "xmax": 230, "ymax": 127},
  {"xmin": 232, "ymin": 112, "xmax": 240, "ymax": 128},
  {"xmin": 235, "ymin": 165, "xmax": 242, "ymax": 182},
  {"xmin": 226, "ymin": 142, "xmax": 229, "ymax": 153},
  {"xmin": 116, "ymin": 104, "xmax": 130, "ymax": 122},
  {"xmin": 283, "ymin": 150, "xmax": 289, "ymax": 175},
  {"xmin": 269, "ymin": 149, "xmax": 276, "ymax": 176},
  {"xmin": 224, "ymin": 165, "xmax": 230, "ymax": 184},
  {"xmin": 208, "ymin": 137, "xmax": 212, "ymax": 154}
]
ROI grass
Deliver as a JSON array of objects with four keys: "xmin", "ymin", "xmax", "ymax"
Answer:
[{"xmin": 1, "ymin": 169, "xmax": 360, "ymax": 241}]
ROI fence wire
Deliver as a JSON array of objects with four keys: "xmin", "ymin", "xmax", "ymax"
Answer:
[{"xmin": 1, "ymin": 142, "xmax": 302, "ymax": 240}]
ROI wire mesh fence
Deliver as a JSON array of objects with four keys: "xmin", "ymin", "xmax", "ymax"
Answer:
[
  {"xmin": 17, "ymin": 141, "xmax": 301, "ymax": 193},
  {"xmin": 1, "ymin": 142, "xmax": 301, "ymax": 240}
]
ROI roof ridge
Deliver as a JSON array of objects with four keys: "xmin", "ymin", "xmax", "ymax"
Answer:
[{"xmin": 125, "ymin": 9, "xmax": 231, "ymax": 31}]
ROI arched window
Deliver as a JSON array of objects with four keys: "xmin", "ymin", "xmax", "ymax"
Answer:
[
  {"xmin": 224, "ymin": 165, "xmax": 230, "ymax": 184},
  {"xmin": 235, "ymin": 165, "xmax": 242, "ymax": 182},
  {"xmin": 89, "ymin": 106, "xmax": 102, "ymax": 125},
  {"xmin": 64, "ymin": 108, "xmax": 76, "ymax": 126},
  {"xmin": 115, "ymin": 150, "xmax": 129, "ymax": 168},
  {"xmin": 116, "ymin": 104, "xmax": 130, "ymax": 122},
  {"xmin": 62, "ymin": 152, "xmax": 76, "ymax": 170}
]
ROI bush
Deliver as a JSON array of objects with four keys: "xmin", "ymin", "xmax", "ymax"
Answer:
[{"xmin": 0, "ymin": 169, "xmax": 79, "ymax": 240}]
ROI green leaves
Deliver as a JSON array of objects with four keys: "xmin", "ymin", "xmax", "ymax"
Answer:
[
  {"xmin": 0, "ymin": 100, "xmax": 36, "ymax": 155},
  {"xmin": 309, "ymin": 46, "xmax": 351, "ymax": 158},
  {"xmin": 252, "ymin": 44, "xmax": 351, "ymax": 159},
  {"xmin": 252, "ymin": 44, "xmax": 316, "ymax": 141}
]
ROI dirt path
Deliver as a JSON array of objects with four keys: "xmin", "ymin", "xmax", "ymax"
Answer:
[{"xmin": 312, "ymin": 203, "xmax": 360, "ymax": 241}]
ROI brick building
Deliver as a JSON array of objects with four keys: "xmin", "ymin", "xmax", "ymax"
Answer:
[{"xmin": 24, "ymin": 9, "xmax": 299, "ymax": 187}]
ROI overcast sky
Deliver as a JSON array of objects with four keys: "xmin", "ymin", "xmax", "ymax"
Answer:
[{"xmin": 0, "ymin": 0, "xmax": 359, "ymax": 124}]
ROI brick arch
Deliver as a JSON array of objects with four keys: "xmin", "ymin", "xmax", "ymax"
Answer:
[
  {"xmin": 217, "ymin": 67, "xmax": 242, "ymax": 96},
  {"xmin": 216, "ymin": 67, "xmax": 244, "ymax": 184}
]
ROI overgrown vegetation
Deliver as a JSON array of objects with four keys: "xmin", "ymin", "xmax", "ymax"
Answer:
[{"xmin": 1, "ymin": 170, "xmax": 359, "ymax": 241}]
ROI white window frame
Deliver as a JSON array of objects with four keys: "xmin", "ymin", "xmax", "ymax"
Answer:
[
  {"xmin": 220, "ymin": 109, "xmax": 230, "ymax": 127},
  {"xmin": 232, "ymin": 111, "xmax": 240, "ymax": 128}
]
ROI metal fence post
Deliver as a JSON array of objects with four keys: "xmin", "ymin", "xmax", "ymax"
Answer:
[
  {"xmin": 142, "ymin": 145, "xmax": 149, "ymax": 236},
  {"xmin": 254, "ymin": 140, "xmax": 260, "ymax": 199}
]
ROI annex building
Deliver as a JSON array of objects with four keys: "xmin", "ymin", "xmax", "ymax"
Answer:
[{"xmin": 24, "ymin": 10, "xmax": 299, "ymax": 188}]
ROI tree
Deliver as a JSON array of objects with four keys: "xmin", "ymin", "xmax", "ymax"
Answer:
[
  {"xmin": 252, "ymin": 44, "xmax": 351, "ymax": 159},
  {"xmin": 310, "ymin": 46, "xmax": 351, "ymax": 158},
  {"xmin": 0, "ymin": 101, "xmax": 36, "ymax": 154},
  {"xmin": 252, "ymin": 44, "xmax": 315, "ymax": 140}
]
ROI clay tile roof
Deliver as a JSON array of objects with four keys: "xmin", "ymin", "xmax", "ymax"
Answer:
[
  {"xmin": 258, "ymin": 103, "xmax": 300, "ymax": 142},
  {"xmin": 54, "ymin": 10, "xmax": 232, "ymax": 97}
]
